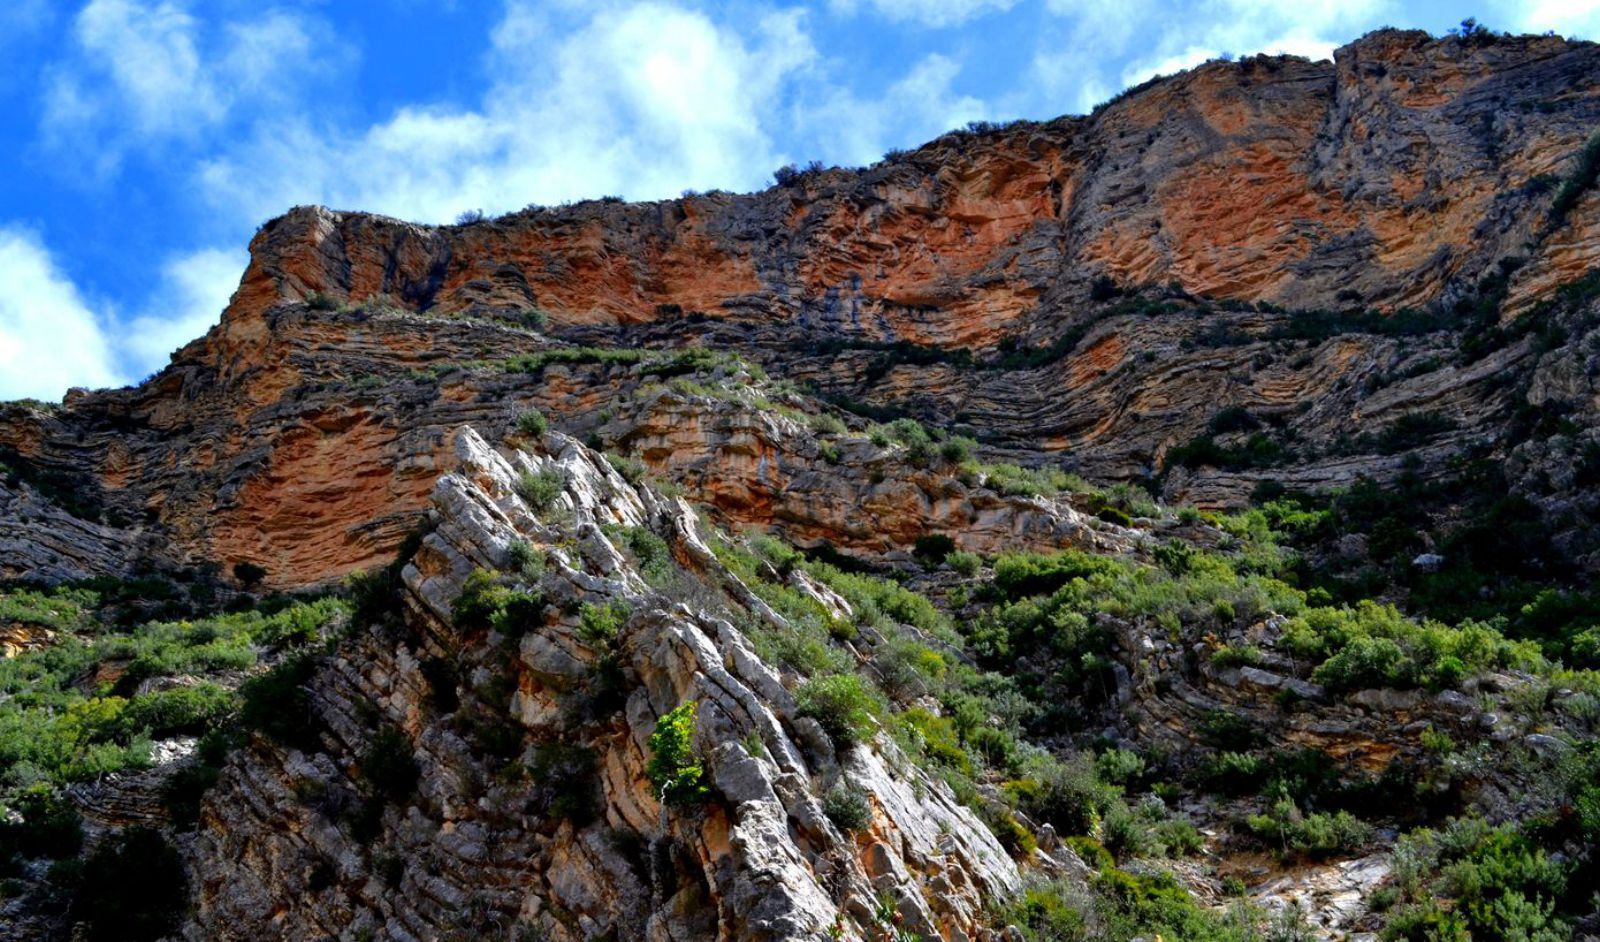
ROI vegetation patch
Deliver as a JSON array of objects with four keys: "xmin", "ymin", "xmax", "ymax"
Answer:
[{"xmin": 647, "ymin": 701, "xmax": 710, "ymax": 806}]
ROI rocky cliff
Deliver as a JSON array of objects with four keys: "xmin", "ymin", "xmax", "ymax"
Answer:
[
  {"xmin": 3, "ymin": 25, "xmax": 1600, "ymax": 942},
  {"xmin": 4, "ymin": 28, "xmax": 1600, "ymax": 591}
]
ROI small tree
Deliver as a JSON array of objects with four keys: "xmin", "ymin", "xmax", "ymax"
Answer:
[{"xmin": 647, "ymin": 701, "xmax": 709, "ymax": 805}]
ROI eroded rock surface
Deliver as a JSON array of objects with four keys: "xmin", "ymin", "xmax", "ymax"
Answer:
[{"xmin": 184, "ymin": 429, "xmax": 1017, "ymax": 941}]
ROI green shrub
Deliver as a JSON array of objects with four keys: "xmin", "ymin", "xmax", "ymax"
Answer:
[
  {"xmin": 947, "ymin": 550, "xmax": 983, "ymax": 577},
  {"xmin": 1548, "ymin": 133, "xmax": 1600, "ymax": 230},
  {"xmin": 804, "ymin": 561, "xmax": 950, "ymax": 637},
  {"xmin": 1005, "ymin": 754, "xmax": 1118, "ymax": 837},
  {"xmin": 1100, "ymin": 803, "xmax": 1159, "ymax": 861},
  {"xmin": 1094, "ymin": 504, "xmax": 1134, "ymax": 527},
  {"xmin": 1200, "ymin": 752, "xmax": 1267, "ymax": 795},
  {"xmin": 507, "ymin": 540, "xmax": 546, "ymax": 580},
  {"xmin": 1152, "ymin": 540, "xmax": 1197, "ymax": 574},
  {"xmin": 1312, "ymin": 635, "xmax": 1410, "ymax": 691},
  {"xmin": 491, "ymin": 591, "xmax": 545, "ymax": 637},
  {"xmin": 0, "ymin": 788, "xmax": 83, "ymax": 863},
  {"xmin": 808, "ymin": 412, "xmax": 847, "ymax": 436},
  {"xmin": 121, "ymin": 683, "xmax": 234, "ymax": 739},
  {"xmin": 646, "ymin": 702, "xmax": 709, "ymax": 806},
  {"xmin": 605, "ymin": 453, "xmax": 648, "ymax": 484},
  {"xmin": 1165, "ymin": 431, "xmax": 1286, "ymax": 471},
  {"xmin": 1064, "ymin": 835, "xmax": 1114, "ymax": 870},
  {"xmin": 1155, "ymin": 817, "xmax": 1205, "ymax": 857},
  {"xmin": 978, "ymin": 462, "xmax": 1078, "ymax": 499},
  {"xmin": 795, "ymin": 674, "xmax": 881, "ymax": 752},
  {"xmin": 1197, "ymin": 710, "xmax": 1260, "ymax": 751},
  {"xmin": 613, "ymin": 525, "xmax": 673, "ymax": 585},
  {"xmin": 514, "ymin": 409, "xmax": 549, "ymax": 439},
  {"xmin": 453, "ymin": 569, "xmax": 513, "ymax": 628},
  {"xmin": 968, "ymin": 725, "xmax": 1022, "ymax": 774},
  {"xmin": 1565, "ymin": 626, "xmax": 1600, "ymax": 668},
  {"xmin": 1094, "ymin": 748, "xmax": 1145, "ymax": 786},
  {"xmin": 978, "ymin": 800, "xmax": 1038, "ymax": 857},
  {"xmin": 992, "ymin": 876, "xmax": 1089, "ymax": 942},
  {"xmin": 992, "ymin": 550, "xmax": 1117, "ymax": 599},
  {"xmin": 894, "ymin": 707, "xmax": 972, "ymax": 774},
  {"xmin": 256, "ymin": 598, "xmax": 346, "ymax": 648},
  {"xmin": 1209, "ymin": 644, "xmax": 1264, "ymax": 670},
  {"xmin": 1381, "ymin": 903, "xmax": 1470, "ymax": 942},
  {"xmin": 940, "ymin": 435, "xmax": 977, "ymax": 464},
  {"xmin": 1385, "ymin": 818, "xmax": 1570, "ymax": 942},
  {"xmin": 0, "ymin": 586, "xmax": 97, "ymax": 632},
  {"xmin": 577, "ymin": 600, "xmax": 631, "ymax": 644},
  {"xmin": 822, "ymin": 782, "xmax": 873, "ymax": 832},
  {"xmin": 1209, "ymin": 406, "xmax": 1259, "ymax": 434},
  {"xmin": 451, "ymin": 568, "xmax": 543, "ymax": 637},
  {"xmin": 306, "ymin": 291, "xmax": 343, "ymax": 311},
  {"xmin": 514, "ymin": 468, "xmax": 567, "ymax": 511},
  {"xmin": 1091, "ymin": 865, "xmax": 1248, "ymax": 942},
  {"xmin": 1246, "ymin": 797, "xmax": 1372, "ymax": 858},
  {"xmin": 347, "ymin": 564, "xmax": 405, "ymax": 628}
]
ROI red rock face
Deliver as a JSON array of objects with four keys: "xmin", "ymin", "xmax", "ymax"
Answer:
[
  {"xmin": 4, "ymin": 29, "xmax": 1600, "ymax": 589},
  {"xmin": 219, "ymin": 31, "xmax": 1600, "ymax": 342}
]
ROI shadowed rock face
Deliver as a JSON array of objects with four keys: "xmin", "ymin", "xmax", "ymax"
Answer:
[{"xmin": 2, "ymin": 27, "xmax": 1599, "ymax": 592}]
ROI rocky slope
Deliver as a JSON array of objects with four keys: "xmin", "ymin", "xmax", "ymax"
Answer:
[
  {"xmin": 3, "ymin": 24, "xmax": 1600, "ymax": 942},
  {"xmin": 183, "ymin": 428, "xmax": 1019, "ymax": 942}
]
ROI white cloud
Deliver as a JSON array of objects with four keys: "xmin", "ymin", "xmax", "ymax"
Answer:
[
  {"xmin": 0, "ymin": 228, "xmax": 242, "ymax": 399},
  {"xmin": 122, "ymin": 248, "xmax": 242, "ymax": 375},
  {"xmin": 1023, "ymin": 0, "xmax": 1167, "ymax": 114},
  {"xmin": 219, "ymin": 10, "xmax": 325, "ymax": 103},
  {"xmin": 198, "ymin": 2, "xmax": 821, "ymax": 224},
  {"xmin": 39, "ymin": 0, "xmax": 334, "ymax": 177},
  {"xmin": 1121, "ymin": 33, "xmax": 1339, "ymax": 88},
  {"xmin": 829, "ymin": 0, "xmax": 1019, "ymax": 27},
  {"xmin": 0, "ymin": 228, "xmax": 123, "ymax": 399},
  {"xmin": 1040, "ymin": 0, "xmax": 1387, "ymax": 109},
  {"xmin": 1507, "ymin": 0, "xmax": 1600, "ymax": 38},
  {"xmin": 46, "ymin": 0, "xmax": 222, "ymax": 142},
  {"xmin": 1113, "ymin": 0, "xmax": 1376, "ymax": 86},
  {"xmin": 793, "ymin": 54, "xmax": 990, "ymax": 166}
]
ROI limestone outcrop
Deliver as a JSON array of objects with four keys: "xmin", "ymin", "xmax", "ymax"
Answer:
[{"xmin": 184, "ymin": 429, "xmax": 1018, "ymax": 941}]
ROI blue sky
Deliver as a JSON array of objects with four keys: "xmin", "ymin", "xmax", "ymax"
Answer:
[{"xmin": 1, "ymin": 0, "xmax": 1595, "ymax": 400}]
